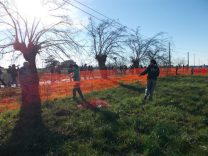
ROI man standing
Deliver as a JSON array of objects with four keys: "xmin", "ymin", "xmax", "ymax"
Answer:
[
  {"xmin": 140, "ymin": 59, "xmax": 160, "ymax": 100},
  {"xmin": 11, "ymin": 64, "xmax": 18, "ymax": 87},
  {"xmin": 69, "ymin": 63, "xmax": 85, "ymax": 101}
]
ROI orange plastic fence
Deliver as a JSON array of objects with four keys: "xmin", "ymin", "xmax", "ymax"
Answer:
[{"xmin": 0, "ymin": 67, "xmax": 208, "ymax": 112}]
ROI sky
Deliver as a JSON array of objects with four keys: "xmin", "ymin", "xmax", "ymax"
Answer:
[
  {"xmin": 0, "ymin": 0, "xmax": 208, "ymax": 67},
  {"xmin": 85, "ymin": 0, "xmax": 208, "ymax": 66}
]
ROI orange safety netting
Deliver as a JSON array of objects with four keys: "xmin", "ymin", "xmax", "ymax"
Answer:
[{"xmin": 0, "ymin": 67, "xmax": 208, "ymax": 112}]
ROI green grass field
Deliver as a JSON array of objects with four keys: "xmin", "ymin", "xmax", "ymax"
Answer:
[{"xmin": 0, "ymin": 76, "xmax": 208, "ymax": 156}]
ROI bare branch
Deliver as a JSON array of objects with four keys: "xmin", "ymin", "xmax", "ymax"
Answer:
[{"xmin": 87, "ymin": 18, "xmax": 126, "ymax": 69}]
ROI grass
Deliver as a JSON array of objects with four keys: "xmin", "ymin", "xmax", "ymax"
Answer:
[{"xmin": 0, "ymin": 76, "xmax": 208, "ymax": 156}]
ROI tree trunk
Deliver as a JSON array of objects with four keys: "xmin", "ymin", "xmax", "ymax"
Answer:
[
  {"xmin": 20, "ymin": 49, "xmax": 41, "ymax": 106},
  {"xmin": 95, "ymin": 54, "xmax": 108, "ymax": 78},
  {"xmin": 96, "ymin": 54, "xmax": 107, "ymax": 70},
  {"xmin": 132, "ymin": 58, "xmax": 140, "ymax": 68}
]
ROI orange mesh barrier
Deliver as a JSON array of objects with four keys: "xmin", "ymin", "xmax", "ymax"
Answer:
[{"xmin": 0, "ymin": 67, "xmax": 208, "ymax": 112}]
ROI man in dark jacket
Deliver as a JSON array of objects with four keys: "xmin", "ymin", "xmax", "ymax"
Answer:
[
  {"xmin": 140, "ymin": 59, "xmax": 160, "ymax": 100},
  {"xmin": 11, "ymin": 64, "xmax": 18, "ymax": 87}
]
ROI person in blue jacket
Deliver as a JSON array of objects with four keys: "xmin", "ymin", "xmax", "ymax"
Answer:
[{"xmin": 140, "ymin": 59, "xmax": 160, "ymax": 100}]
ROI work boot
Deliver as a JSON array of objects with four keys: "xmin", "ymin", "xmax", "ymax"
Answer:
[{"xmin": 73, "ymin": 96, "xmax": 77, "ymax": 101}]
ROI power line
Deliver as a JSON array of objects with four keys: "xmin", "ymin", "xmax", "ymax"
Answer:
[
  {"xmin": 194, "ymin": 53, "xmax": 195, "ymax": 66},
  {"xmin": 169, "ymin": 42, "xmax": 171, "ymax": 67},
  {"xmin": 66, "ymin": 1, "xmax": 104, "ymax": 22},
  {"xmin": 68, "ymin": 0, "xmax": 133, "ymax": 32},
  {"xmin": 72, "ymin": 0, "xmax": 110, "ymax": 20}
]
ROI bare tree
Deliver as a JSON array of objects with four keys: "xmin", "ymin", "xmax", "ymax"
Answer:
[
  {"xmin": 44, "ymin": 55, "xmax": 60, "ymax": 70},
  {"xmin": 87, "ymin": 18, "xmax": 126, "ymax": 70},
  {"xmin": 127, "ymin": 27, "xmax": 169, "ymax": 67},
  {"xmin": 0, "ymin": 1, "xmax": 78, "ymax": 105},
  {"xmin": 145, "ymin": 33, "xmax": 169, "ymax": 65},
  {"xmin": 126, "ymin": 27, "xmax": 147, "ymax": 68}
]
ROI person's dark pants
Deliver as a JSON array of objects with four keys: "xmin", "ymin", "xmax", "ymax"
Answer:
[
  {"xmin": 72, "ymin": 82, "xmax": 85, "ymax": 101},
  {"xmin": 11, "ymin": 76, "xmax": 17, "ymax": 86},
  {"xmin": 145, "ymin": 79, "xmax": 157, "ymax": 100},
  {"xmin": 73, "ymin": 88, "xmax": 85, "ymax": 100}
]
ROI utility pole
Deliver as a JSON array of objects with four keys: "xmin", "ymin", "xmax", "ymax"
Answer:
[
  {"xmin": 169, "ymin": 42, "xmax": 171, "ymax": 67},
  {"xmin": 194, "ymin": 53, "xmax": 195, "ymax": 67},
  {"xmin": 187, "ymin": 52, "xmax": 189, "ymax": 67}
]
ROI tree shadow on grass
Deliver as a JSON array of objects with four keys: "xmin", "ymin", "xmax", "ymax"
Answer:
[
  {"xmin": 163, "ymin": 100, "xmax": 206, "ymax": 117},
  {"xmin": 0, "ymin": 102, "xmax": 66, "ymax": 156},
  {"xmin": 93, "ymin": 108, "xmax": 119, "ymax": 123},
  {"xmin": 91, "ymin": 108, "xmax": 122, "ymax": 154},
  {"xmin": 119, "ymin": 82, "xmax": 145, "ymax": 93},
  {"xmin": 91, "ymin": 107, "xmax": 142, "ymax": 155}
]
